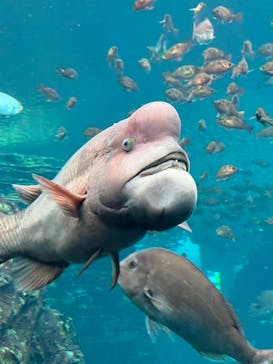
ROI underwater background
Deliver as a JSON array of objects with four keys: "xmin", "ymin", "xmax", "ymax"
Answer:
[{"xmin": 1, "ymin": 0, "xmax": 273, "ymax": 363}]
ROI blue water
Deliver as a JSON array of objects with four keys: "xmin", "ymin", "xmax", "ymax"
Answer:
[{"xmin": 1, "ymin": 0, "xmax": 273, "ymax": 363}]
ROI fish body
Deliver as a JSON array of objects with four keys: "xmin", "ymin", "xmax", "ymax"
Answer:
[
  {"xmin": 0, "ymin": 92, "xmax": 23, "ymax": 116},
  {"xmin": 56, "ymin": 67, "xmax": 78, "ymax": 79},
  {"xmin": 133, "ymin": 0, "xmax": 154, "ymax": 10},
  {"xmin": 162, "ymin": 41, "xmax": 193, "ymax": 61},
  {"xmin": 118, "ymin": 76, "xmax": 139, "ymax": 92},
  {"xmin": 165, "ymin": 88, "xmax": 186, "ymax": 103},
  {"xmin": 214, "ymin": 98, "xmax": 243, "ymax": 118},
  {"xmin": 217, "ymin": 115, "xmax": 253, "ymax": 132},
  {"xmin": 260, "ymin": 61, "xmax": 273, "ymax": 76},
  {"xmin": 0, "ymin": 102, "xmax": 197, "ymax": 291},
  {"xmin": 159, "ymin": 14, "xmax": 179, "ymax": 35},
  {"xmin": 119, "ymin": 248, "xmax": 273, "ymax": 364},
  {"xmin": 38, "ymin": 85, "xmax": 60, "ymax": 101},
  {"xmin": 216, "ymin": 164, "xmax": 238, "ymax": 180},
  {"xmin": 212, "ymin": 6, "xmax": 242, "ymax": 23},
  {"xmin": 192, "ymin": 18, "xmax": 215, "ymax": 45}
]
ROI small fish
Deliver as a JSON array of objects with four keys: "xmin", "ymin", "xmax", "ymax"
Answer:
[
  {"xmin": 188, "ymin": 85, "xmax": 215, "ymax": 101},
  {"xmin": 119, "ymin": 248, "xmax": 273, "ymax": 364},
  {"xmin": 159, "ymin": 14, "xmax": 179, "ymax": 35},
  {"xmin": 83, "ymin": 127, "xmax": 102, "ymax": 139},
  {"xmin": 255, "ymin": 126, "xmax": 273, "ymax": 138},
  {"xmin": 147, "ymin": 33, "xmax": 167, "ymax": 63},
  {"xmin": 214, "ymin": 98, "xmax": 243, "ymax": 118},
  {"xmin": 162, "ymin": 40, "xmax": 193, "ymax": 61},
  {"xmin": 165, "ymin": 88, "xmax": 186, "ymax": 103},
  {"xmin": 226, "ymin": 82, "xmax": 244, "ymax": 96},
  {"xmin": 212, "ymin": 6, "xmax": 243, "ymax": 23},
  {"xmin": 56, "ymin": 67, "xmax": 78, "ymax": 79},
  {"xmin": 203, "ymin": 59, "xmax": 233, "ymax": 74},
  {"xmin": 187, "ymin": 72, "xmax": 216, "ymax": 87},
  {"xmin": 66, "ymin": 96, "xmax": 77, "ymax": 109},
  {"xmin": 216, "ymin": 225, "xmax": 236, "ymax": 241},
  {"xmin": 55, "ymin": 126, "xmax": 68, "ymax": 141},
  {"xmin": 206, "ymin": 141, "xmax": 225, "ymax": 153},
  {"xmin": 241, "ymin": 40, "xmax": 255, "ymax": 59},
  {"xmin": 260, "ymin": 61, "xmax": 273, "ymax": 76},
  {"xmin": 257, "ymin": 43, "xmax": 273, "ymax": 59},
  {"xmin": 254, "ymin": 107, "xmax": 273, "ymax": 126},
  {"xmin": 202, "ymin": 47, "xmax": 230, "ymax": 63},
  {"xmin": 216, "ymin": 164, "xmax": 238, "ymax": 180},
  {"xmin": 107, "ymin": 46, "xmax": 119, "ymax": 66},
  {"xmin": 114, "ymin": 58, "xmax": 124, "ymax": 76},
  {"xmin": 0, "ymin": 92, "xmax": 23, "ymax": 116},
  {"xmin": 189, "ymin": 2, "xmax": 206, "ymax": 19},
  {"xmin": 161, "ymin": 72, "xmax": 182, "ymax": 87},
  {"xmin": 137, "ymin": 58, "xmax": 151, "ymax": 73},
  {"xmin": 197, "ymin": 119, "xmax": 207, "ymax": 130},
  {"xmin": 38, "ymin": 85, "xmax": 60, "ymax": 102},
  {"xmin": 231, "ymin": 57, "xmax": 251, "ymax": 78},
  {"xmin": 118, "ymin": 76, "xmax": 139, "ymax": 92},
  {"xmin": 133, "ymin": 0, "xmax": 154, "ymax": 11},
  {"xmin": 217, "ymin": 115, "xmax": 252, "ymax": 132},
  {"xmin": 172, "ymin": 65, "xmax": 200, "ymax": 80},
  {"xmin": 192, "ymin": 18, "xmax": 215, "ymax": 45}
]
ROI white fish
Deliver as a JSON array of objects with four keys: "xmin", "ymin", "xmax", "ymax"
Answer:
[
  {"xmin": 192, "ymin": 18, "xmax": 215, "ymax": 45},
  {"xmin": 0, "ymin": 92, "xmax": 23, "ymax": 116}
]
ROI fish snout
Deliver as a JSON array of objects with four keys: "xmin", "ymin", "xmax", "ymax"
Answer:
[{"xmin": 125, "ymin": 169, "xmax": 197, "ymax": 231}]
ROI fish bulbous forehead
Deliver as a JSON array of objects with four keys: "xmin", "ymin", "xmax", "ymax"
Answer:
[{"xmin": 127, "ymin": 101, "xmax": 181, "ymax": 140}]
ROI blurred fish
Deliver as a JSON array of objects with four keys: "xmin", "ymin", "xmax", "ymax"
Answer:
[
  {"xmin": 38, "ymin": 85, "xmax": 60, "ymax": 102},
  {"xmin": 216, "ymin": 164, "xmax": 238, "ymax": 180},
  {"xmin": 66, "ymin": 96, "xmax": 77, "ymax": 109},
  {"xmin": 260, "ymin": 61, "xmax": 273, "ymax": 76},
  {"xmin": 119, "ymin": 248, "xmax": 273, "ymax": 364},
  {"xmin": 118, "ymin": 76, "xmax": 139, "ymax": 92},
  {"xmin": 114, "ymin": 58, "xmax": 124, "ymax": 76},
  {"xmin": 217, "ymin": 115, "xmax": 252, "ymax": 132},
  {"xmin": 159, "ymin": 14, "xmax": 179, "ymax": 35},
  {"xmin": 203, "ymin": 59, "xmax": 233, "ymax": 75},
  {"xmin": 56, "ymin": 67, "xmax": 78, "ymax": 79},
  {"xmin": 257, "ymin": 43, "xmax": 273, "ymax": 59},
  {"xmin": 55, "ymin": 126, "xmax": 68, "ymax": 141},
  {"xmin": 214, "ymin": 98, "xmax": 243, "ymax": 118},
  {"xmin": 137, "ymin": 58, "xmax": 151, "ymax": 73},
  {"xmin": 255, "ymin": 126, "xmax": 273, "ymax": 138},
  {"xmin": 226, "ymin": 82, "xmax": 244, "ymax": 96},
  {"xmin": 231, "ymin": 57, "xmax": 251, "ymax": 78},
  {"xmin": 147, "ymin": 33, "xmax": 167, "ymax": 63},
  {"xmin": 162, "ymin": 40, "xmax": 194, "ymax": 61},
  {"xmin": 249, "ymin": 290, "xmax": 273, "ymax": 324},
  {"xmin": 133, "ymin": 0, "xmax": 154, "ymax": 11},
  {"xmin": 199, "ymin": 171, "xmax": 208, "ymax": 180},
  {"xmin": 216, "ymin": 225, "xmax": 236, "ymax": 241},
  {"xmin": 192, "ymin": 18, "xmax": 215, "ymax": 45},
  {"xmin": 83, "ymin": 127, "xmax": 102, "ymax": 139},
  {"xmin": 187, "ymin": 72, "xmax": 216, "ymax": 87},
  {"xmin": 212, "ymin": 6, "xmax": 242, "ymax": 23},
  {"xmin": 165, "ymin": 88, "xmax": 186, "ymax": 103},
  {"xmin": 252, "ymin": 159, "xmax": 271, "ymax": 168},
  {"xmin": 241, "ymin": 40, "xmax": 255, "ymax": 59},
  {"xmin": 161, "ymin": 72, "xmax": 182, "ymax": 87},
  {"xmin": 178, "ymin": 137, "xmax": 192, "ymax": 148},
  {"xmin": 202, "ymin": 47, "xmax": 230, "ymax": 63},
  {"xmin": 254, "ymin": 107, "xmax": 273, "ymax": 127},
  {"xmin": 206, "ymin": 141, "xmax": 225, "ymax": 153},
  {"xmin": 197, "ymin": 119, "xmax": 207, "ymax": 130},
  {"xmin": 107, "ymin": 46, "xmax": 119, "ymax": 66},
  {"xmin": 0, "ymin": 92, "xmax": 23, "ymax": 116},
  {"xmin": 172, "ymin": 65, "xmax": 200, "ymax": 80},
  {"xmin": 188, "ymin": 85, "xmax": 215, "ymax": 101},
  {"xmin": 189, "ymin": 2, "xmax": 206, "ymax": 20}
]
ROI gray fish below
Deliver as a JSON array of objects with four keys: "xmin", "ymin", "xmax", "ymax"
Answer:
[
  {"xmin": 119, "ymin": 248, "xmax": 273, "ymax": 364},
  {"xmin": 0, "ymin": 102, "xmax": 197, "ymax": 291}
]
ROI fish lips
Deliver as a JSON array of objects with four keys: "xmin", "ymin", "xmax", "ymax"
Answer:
[{"xmin": 124, "ymin": 152, "xmax": 197, "ymax": 230}]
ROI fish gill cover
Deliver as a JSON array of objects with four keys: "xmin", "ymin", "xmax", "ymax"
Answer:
[{"xmin": 0, "ymin": 0, "xmax": 273, "ymax": 363}]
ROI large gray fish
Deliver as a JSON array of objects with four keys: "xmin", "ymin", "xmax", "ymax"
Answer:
[
  {"xmin": 119, "ymin": 248, "xmax": 273, "ymax": 364},
  {"xmin": 0, "ymin": 102, "xmax": 197, "ymax": 291}
]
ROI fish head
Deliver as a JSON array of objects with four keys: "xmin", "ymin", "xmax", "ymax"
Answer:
[{"xmin": 88, "ymin": 101, "xmax": 197, "ymax": 230}]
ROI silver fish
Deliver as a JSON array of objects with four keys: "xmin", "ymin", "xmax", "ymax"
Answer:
[
  {"xmin": 0, "ymin": 102, "xmax": 197, "ymax": 291},
  {"xmin": 119, "ymin": 248, "xmax": 273, "ymax": 364},
  {"xmin": 192, "ymin": 18, "xmax": 215, "ymax": 45}
]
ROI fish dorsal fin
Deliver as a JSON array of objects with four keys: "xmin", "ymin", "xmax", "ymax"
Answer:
[
  {"xmin": 32, "ymin": 174, "xmax": 87, "ymax": 217},
  {"xmin": 12, "ymin": 184, "xmax": 42, "ymax": 204},
  {"xmin": 11, "ymin": 257, "xmax": 67, "ymax": 291}
]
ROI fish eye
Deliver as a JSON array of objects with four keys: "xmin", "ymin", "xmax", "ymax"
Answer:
[
  {"xmin": 128, "ymin": 259, "xmax": 137, "ymax": 269},
  {"xmin": 122, "ymin": 137, "xmax": 135, "ymax": 152}
]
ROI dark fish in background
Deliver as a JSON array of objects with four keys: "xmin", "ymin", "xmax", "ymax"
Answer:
[
  {"xmin": 66, "ymin": 96, "xmax": 77, "ymax": 109},
  {"xmin": 83, "ymin": 126, "xmax": 102, "ymax": 139},
  {"xmin": 55, "ymin": 126, "xmax": 68, "ymax": 141},
  {"xmin": 0, "ymin": 102, "xmax": 197, "ymax": 291},
  {"xmin": 212, "ymin": 6, "xmax": 243, "ymax": 23},
  {"xmin": 159, "ymin": 14, "xmax": 179, "ymax": 35},
  {"xmin": 56, "ymin": 67, "xmax": 78, "ymax": 79},
  {"xmin": 38, "ymin": 85, "xmax": 60, "ymax": 102},
  {"xmin": 119, "ymin": 248, "xmax": 273, "ymax": 364},
  {"xmin": 118, "ymin": 76, "xmax": 139, "ymax": 92}
]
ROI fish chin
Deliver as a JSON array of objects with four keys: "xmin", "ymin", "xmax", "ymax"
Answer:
[{"xmin": 124, "ymin": 168, "xmax": 197, "ymax": 230}]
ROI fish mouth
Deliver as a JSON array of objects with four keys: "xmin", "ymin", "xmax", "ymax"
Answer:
[{"xmin": 137, "ymin": 151, "xmax": 189, "ymax": 177}]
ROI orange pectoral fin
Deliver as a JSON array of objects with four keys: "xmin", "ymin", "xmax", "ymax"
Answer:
[{"xmin": 32, "ymin": 173, "xmax": 87, "ymax": 217}]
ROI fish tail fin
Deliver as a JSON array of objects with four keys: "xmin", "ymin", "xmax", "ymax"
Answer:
[
  {"xmin": 235, "ymin": 12, "xmax": 243, "ymax": 23},
  {"xmin": 0, "ymin": 212, "xmax": 24, "ymax": 262},
  {"xmin": 250, "ymin": 349, "xmax": 273, "ymax": 364}
]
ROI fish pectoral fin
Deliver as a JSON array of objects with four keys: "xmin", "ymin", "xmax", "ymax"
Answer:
[
  {"xmin": 32, "ymin": 174, "xmax": 87, "ymax": 217},
  {"xmin": 177, "ymin": 220, "xmax": 192, "ymax": 233},
  {"xmin": 77, "ymin": 248, "xmax": 102, "ymax": 277},
  {"xmin": 144, "ymin": 286, "xmax": 173, "ymax": 314},
  {"xmin": 11, "ymin": 257, "xmax": 67, "ymax": 291},
  {"xmin": 109, "ymin": 251, "xmax": 119, "ymax": 289},
  {"xmin": 12, "ymin": 183, "xmax": 42, "ymax": 204}
]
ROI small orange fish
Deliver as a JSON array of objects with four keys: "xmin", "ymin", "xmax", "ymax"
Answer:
[
  {"xmin": 133, "ymin": 0, "xmax": 154, "ymax": 11},
  {"xmin": 216, "ymin": 164, "xmax": 238, "ymax": 180},
  {"xmin": 66, "ymin": 96, "xmax": 77, "ymax": 109}
]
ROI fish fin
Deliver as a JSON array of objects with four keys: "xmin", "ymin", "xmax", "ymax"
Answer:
[
  {"xmin": 177, "ymin": 221, "xmax": 192, "ymax": 233},
  {"xmin": 77, "ymin": 248, "xmax": 102, "ymax": 277},
  {"xmin": 32, "ymin": 174, "xmax": 87, "ymax": 217},
  {"xmin": 11, "ymin": 257, "xmax": 67, "ymax": 291},
  {"xmin": 110, "ymin": 251, "xmax": 120, "ymax": 289},
  {"xmin": 12, "ymin": 184, "xmax": 42, "ymax": 204},
  {"xmin": 144, "ymin": 287, "xmax": 172, "ymax": 313},
  {"xmin": 145, "ymin": 316, "xmax": 158, "ymax": 343}
]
